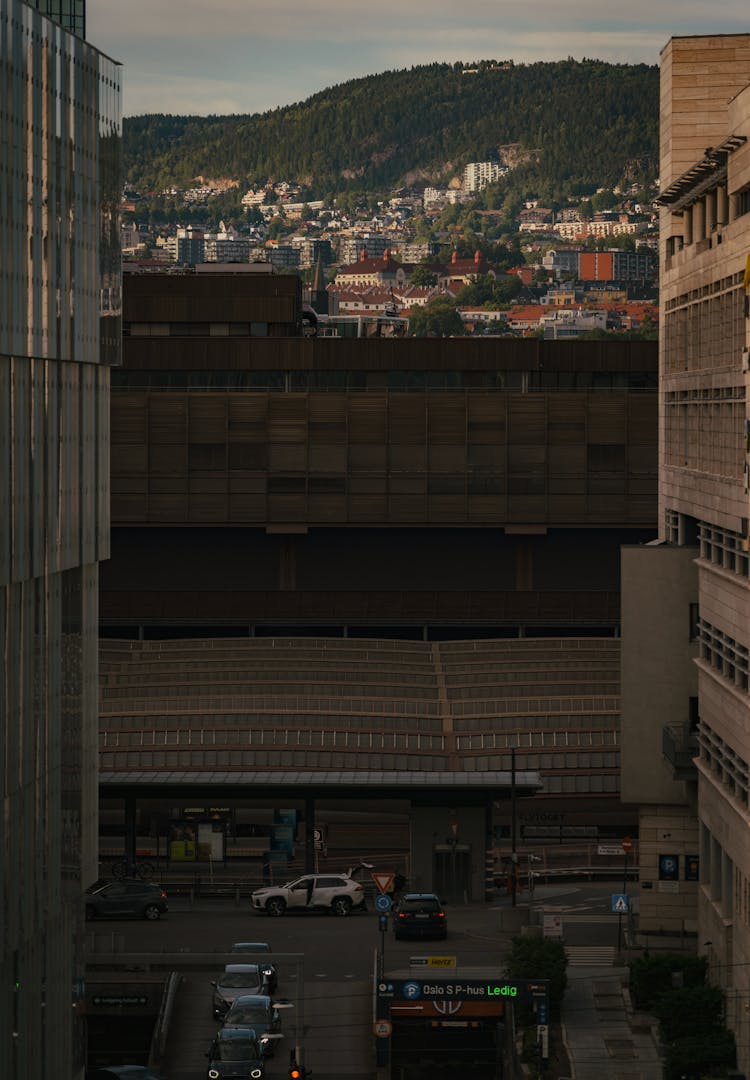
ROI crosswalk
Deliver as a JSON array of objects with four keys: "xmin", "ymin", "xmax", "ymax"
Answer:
[{"xmin": 565, "ymin": 944, "xmax": 618, "ymax": 966}]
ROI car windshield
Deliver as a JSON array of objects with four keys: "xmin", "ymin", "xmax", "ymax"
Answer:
[
  {"xmin": 217, "ymin": 1038, "xmax": 260, "ymax": 1061},
  {"xmin": 401, "ymin": 898, "xmax": 440, "ymax": 913},
  {"xmin": 220, "ymin": 971, "xmax": 260, "ymax": 988},
  {"xmin": 227, "ymin": 1005, "xmax": 267, "ymax": 1024}
]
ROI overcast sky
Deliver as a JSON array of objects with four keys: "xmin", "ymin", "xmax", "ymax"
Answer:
[{"xmin": 88, "ymin": 1, "xmax": 750, "ymax": 118}]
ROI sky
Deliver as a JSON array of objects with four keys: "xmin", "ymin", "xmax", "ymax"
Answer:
[{"xmin": 88, "ymin": 1, "xmax": 750, "ymax": 118}]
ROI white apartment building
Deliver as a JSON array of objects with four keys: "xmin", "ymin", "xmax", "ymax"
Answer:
[
  {"xmin": 463, "ymin": 160, "xmax": 507, "ymax": 194},
  {"xmin": 620, "ymin": 33, "xmax": 750, "ymax": 1075}
]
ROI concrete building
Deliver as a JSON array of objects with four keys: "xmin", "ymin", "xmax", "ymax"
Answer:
[
  {"xmin": 620, "ymin": 33, "xmax": 750, "ymax": 1070},
  {"xmin": 0, "ymin": 0, "xmax": 121, "ymax": 1077},
  {"xmin": 463, "ymin": 161, "xmax": 507, "ymax": 194}
]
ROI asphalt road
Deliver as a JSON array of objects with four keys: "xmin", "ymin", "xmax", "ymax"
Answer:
[{"xmin": 87, "ymin": 882, "xmax": 630, "ymax": 1079}]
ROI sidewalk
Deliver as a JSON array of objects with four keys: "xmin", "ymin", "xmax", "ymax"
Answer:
[{"xmin": 561, "ymin": 965, "xmax": 662, "ymax": 1080}]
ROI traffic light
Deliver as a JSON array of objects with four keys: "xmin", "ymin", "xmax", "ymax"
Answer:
[{"xmin": 289, "ymin": 1066, "xmax": 302, "ymax": 1080}]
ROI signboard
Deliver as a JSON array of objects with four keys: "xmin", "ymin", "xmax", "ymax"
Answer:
[
  {"xmin": 537, "ymin": 1023, "xmax": 549, "ymax": 1059},
  {"xmin": 611, "ymin": 893, "xmax": 629, "ymax": 913},
  {"xmin": 372, "ymin": 872, "xmax": 395, "ymax": 895},
  {"xmin": 542, "ymin": 912, "xmax": 563, "ymax": 939},
  {"xmin": 379, "ymin": 978, "xmax": 547, "ymax": 1002},
  {"xmin": 621, "ymin": 836, "xmax": 633, "ymax": 852},
  {"xmin": 409, "ymin": 956, "xmax": 457, "ymax": 968},
  {"xmin": 597, "ymin": 844, "xmax": 626, "ymax": 856},
  {"xmin": 685, "ymin": 854, "xmax": 700, "ymax": 881},
  {"xmin": 92, "ymin": 995, "xmax": 147, "ymax": 1007},
  {"xmin": 658, "ymin": 854, "xmax": 679, "ymax": 881},
  {"xmin": 374, "ymin": 1020, "xmax": 392, "ymax": 1038}
]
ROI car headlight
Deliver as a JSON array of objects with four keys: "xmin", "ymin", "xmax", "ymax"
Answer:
[
  {"xmin": 208, "ymin": 1069, "xmax": 220, "ymax": 1078},
  {"xmin": 262, "ymin": 967, "xmax": 273, "ymax": 976},
  {"xmin": 251, "ymin": 1070, "xmax": 262, "ymax": 1079}
]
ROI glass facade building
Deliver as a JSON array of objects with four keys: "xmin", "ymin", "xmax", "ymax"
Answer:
[
  {"xmin": 28, "ymin": 0, "xmax": 84, "ymax": 36},
  {"xmin": 0, "ymin": 1, "xmax": 120, "ymax": 1077}
]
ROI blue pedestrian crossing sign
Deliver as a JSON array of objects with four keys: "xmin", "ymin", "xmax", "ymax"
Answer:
[{"xmin": 611, "ymin": 893, "xmax": 629, "ymax": 913}]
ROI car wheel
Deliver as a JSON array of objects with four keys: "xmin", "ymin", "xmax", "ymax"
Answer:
[
  {"xmin": 265, "ymin": 897, "xmax": 286, "ymax": 917},
  {"xmin": 143, "ymin": 904, "xmax": 161, "ymax": 920},
  {"xmin": 331, "ymin": 896, "xmax": 352, "ymax": 916},
  {"xmin": 85, "ymin": 904, "xmax": 96, "ymax": 921}
]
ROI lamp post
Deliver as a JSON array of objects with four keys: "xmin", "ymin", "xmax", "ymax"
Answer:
[{"xmin": 511, "ymin": 747, "xmax": 517, "ymax": 908}]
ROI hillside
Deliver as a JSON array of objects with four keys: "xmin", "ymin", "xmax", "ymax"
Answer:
[{"xmin": 123, "ymin": 58, "xmax": 659, "ymax": 203}]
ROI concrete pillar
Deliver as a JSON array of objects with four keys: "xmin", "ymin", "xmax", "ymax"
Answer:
[
  {"xmin": 683, "ymin": 208, "xmax": 693, "ymax": 246},
  {"xmin": 716, "ymin": 184, "xmax": 728, "ymax": 225},
  {"xmin": 693, "ymin": 199, "xmax": 706, "ymax": 243}
]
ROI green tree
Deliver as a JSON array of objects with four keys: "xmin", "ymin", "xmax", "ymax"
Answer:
[
  {"xmin": 408, "ymin": 297, "xmax": 464, "ymax": 337},
  {"xmin": 410, "ymin": 265, "xmax": 438, "ymax": 287},
  {"xmin": 503, "ymin": 935, "xmax": 568, "ymax": 1010}
]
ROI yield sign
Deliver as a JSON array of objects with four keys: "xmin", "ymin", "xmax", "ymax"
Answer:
[{"xmin": 372, "ymin": 872, "xmax": 394, "ymax": 895}]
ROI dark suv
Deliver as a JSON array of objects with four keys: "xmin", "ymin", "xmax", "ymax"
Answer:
[
  {"xmin": 393, "ymin": 892, "xmax": 447, "ymax": 940},
  {"xmin": 85, "ymin": 881, "xmax": 168, "ymax": 921}
]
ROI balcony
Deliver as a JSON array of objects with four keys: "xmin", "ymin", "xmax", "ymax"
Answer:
[{"xmin": 662, "ymin": 724, "xmax": 699, "ymax": 781}]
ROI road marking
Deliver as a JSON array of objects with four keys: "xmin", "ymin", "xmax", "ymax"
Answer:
[{"xmin": 565, "ymin": 945, "xmax": 617, "ymax": 967}]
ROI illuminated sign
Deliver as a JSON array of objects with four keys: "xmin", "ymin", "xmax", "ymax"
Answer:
[{"xmin": 379, "ymin": 978, "xmax": 543, "ymax": 1002}]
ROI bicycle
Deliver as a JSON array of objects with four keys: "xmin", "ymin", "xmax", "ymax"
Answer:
[{"xmin": 110, "ymin": 858, "xmax": 155, "ymax": 881}]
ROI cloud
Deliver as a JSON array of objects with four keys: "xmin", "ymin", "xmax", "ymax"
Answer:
[{"xmin": 87, "ymin": 1, "xmax": 750, "ymax": 115}]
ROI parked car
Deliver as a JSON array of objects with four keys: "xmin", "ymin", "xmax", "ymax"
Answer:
[
  {"xmin": 206, "ymin": 1027, "xmax": 280, "ymax": 1080},
  {"xmin": 229, "ymin": 943, "xmax": 277, "ymax": 992},
  {"xmin": 222, "ymin": 995, "xmax": 283, "ymax": 1054},
  {"xmin": 393, "ymin": 893, "xmax": 447, "ymax": 940},
  {"xmin": 212, "ymin": 964, "xmax": 272, "ymax": 1020},
  {"xmin": 84, "ymin": 881, "xmax": 168, "ymax": 921},
  {"xmin": 250, "ymin": 873, "xmax": 365, "ymax": 917}
]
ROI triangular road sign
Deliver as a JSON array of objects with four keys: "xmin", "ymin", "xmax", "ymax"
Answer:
[{"xmin": 372, "ymin": 872, "xmax": 394, "ymax": 895}]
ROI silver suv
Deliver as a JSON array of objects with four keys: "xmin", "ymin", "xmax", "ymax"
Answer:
[{"xmin": 251, "ymin": 874, "xmax": 365, "ymax": 917}]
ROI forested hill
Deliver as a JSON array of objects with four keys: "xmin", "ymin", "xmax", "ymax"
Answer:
[{"xmin": 123, "ymin": 58, "xmax": 659, "ymax": 202}]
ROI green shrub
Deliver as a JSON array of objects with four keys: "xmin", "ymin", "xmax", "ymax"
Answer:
[
  {"xmin": 662, "ymin": 1029, "xmax": 736, "ymax": 1080},
  {"xmin": 503, "ymin": 935, "xmax": 568, "ymax": 1013},
  {"xmin": 628, "ymin": 953, "xmax": 707, "ymax": 1010},
  {"xmin": 653, "ymin": 985, "xmax": 725, "ymax": 1041}
]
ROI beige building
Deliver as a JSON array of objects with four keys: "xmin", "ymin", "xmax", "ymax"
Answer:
[{"xmin": 621, "ymin": 33, "xmax": 750, "ymax": 1071}]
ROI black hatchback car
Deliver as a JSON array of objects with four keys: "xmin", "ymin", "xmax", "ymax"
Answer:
[
  {"xmin": 85, "ymin": 881, "xmax": 168, "ymax": 921},
  {"xmin": 393, "ymin": 892, "xmax": 447, "ymax": 940}
]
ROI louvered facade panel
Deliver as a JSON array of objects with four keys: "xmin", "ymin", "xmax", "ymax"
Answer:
[
  {"xmin": 508, "ymin": 397, "xmax": 547, "ymax": 443},
  {"xmin": 587, "ymin": 399, "xmax": 627, "ymax": 443},
  {"xmin": 111, "ymin": 394, "xmax": 147, "ymax": 442},
  {"xmin": 309, "ymin": 444, "xmax": 347, "ymax": 472},
  {"xmin": 148, "ymin": 396, "xmax": 187, "ymax": 444},
  {"xmin": 390, "ymin": 445, "xmax": 427, "ymax": 471},
  {"xmin": 467, "ymin": 396, "xmax": 507, "ymax": 443},
  {"xmin": 389, "ymin": 395, "xmax": 427, "ymax": 443},
  {"xmin": 111, "ymin": 444, "xmax": 147, "ymax": 477},
  {"xmin": 348, "ymin": 395, "xmax": 388, "ymax": 441},
  {"xmin": 229, "ymin": 495, "xmax": 268, "ymax": 522},
  {"xmin": 229, "ymin": 397, "xmax": 268, "ymax": 441},
  {"xmin": 548, "ymin": 396, "xmax": 586, "ymax": 443},
  {"xmin": 149, "ymin": 445, "xmax": 187, "ymax": 476},
  {"xmin": 190, "ymin": 493, "xmax": 229, "ymax": 521},
  {"xmin": 427, "ymin": 397, "xmax": 466, "ymax": 442},
  {"xmin": 189, "ymin": 397, "xmax": 228, "ymax": 442},
  {"xmin": 268, "ymin": 396, "xmax": 308, "ymax": 442}
]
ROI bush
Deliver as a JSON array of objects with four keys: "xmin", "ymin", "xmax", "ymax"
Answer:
[
  {"xmin": 628, "ymin": 953, "xmax": 707, "ymax": 1010},
  {"xmin": 503, "ymin": 935, "xmax": 568, "ymax": 1013},
  {"xmin": 654, "ymin": 985, "xmax": 725, "ymax": 1041},
  {"xmin": 662, "ymin": 1029, "xmax": 736, "ymax": 1080}
]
